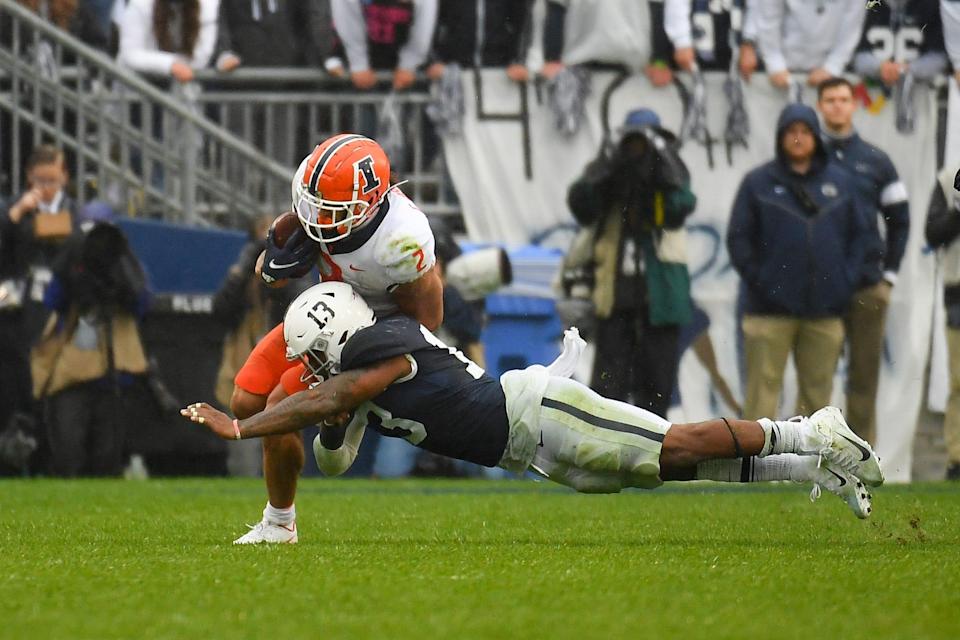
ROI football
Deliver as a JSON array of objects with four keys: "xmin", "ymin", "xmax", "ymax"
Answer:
[{"xmin": 269, "ymin": 211, "xmax": 301, "ymax": 248}]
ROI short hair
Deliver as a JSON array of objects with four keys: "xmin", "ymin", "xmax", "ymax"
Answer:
[
  {"xmin": 817, "ymin": 77, "xmax": 855, "ymax": 100},
  {"xmin": 25, "ymin": 145, "xmax": 65, "ymax": 172}
]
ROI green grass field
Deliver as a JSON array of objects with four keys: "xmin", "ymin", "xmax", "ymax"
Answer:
[{"xmin": 1, "ymin": 479, "xmax": 958, "ymax": 640}]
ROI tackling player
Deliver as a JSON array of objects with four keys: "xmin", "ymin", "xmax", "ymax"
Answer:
[
  {"xmin": 230, "ymin": 134, "xmax": 443, "ymax": 544},
  {"xmin": 185, "ymin": 282, "xmax": 884, "ymax": 521}
]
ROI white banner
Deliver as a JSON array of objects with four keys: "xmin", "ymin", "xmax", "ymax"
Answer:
[{"xmin": 444, "ymin": 70, "xmax": 938, "ymax": 482}]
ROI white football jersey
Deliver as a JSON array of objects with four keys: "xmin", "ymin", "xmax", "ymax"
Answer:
[{"xmin": 316, "ymin": 188, "xmax": 436, "ymax": 317}]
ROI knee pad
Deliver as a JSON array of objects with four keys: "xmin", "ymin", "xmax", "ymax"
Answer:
[{"xmin": 572, "ymin": 440, "xmax": 622, "ymax": 474}]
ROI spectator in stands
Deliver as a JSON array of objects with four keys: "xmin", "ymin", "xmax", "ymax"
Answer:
[
  {"xmin": 940, "ymin": 0, "xmax": 960, "ymax": 85},
  {"xmin": 427, "ymin": 0, "xmax": 534, "ymax": 82},
  {"xmin": 0, "ymin": 2, "xmax": 109, "ymax": 194},
  {"xmin": 754, "ymin": 0, "xmax": 866, "ymax": 88},
  {"xmin": 331, "ymin": 0, "xmax": 438, "ymax": 90},
  {"xmin": 211, "ymin": 214, "xmax": 310, "ymax": 477},
  {"xmin": 854, "ymin": 0, "xmax": 946, "ymax": 86},
  {"xmin": 213, "ymin": 0, "xmax": 339, "ymax": 74},
  {"xmin": 8, "ymin": 0, "xmax": 109, "ymax": 52},
  {"xmin": 543, "ymin": 0, "xmax": 671, "ymax": 85},
  {"xmin": 658, "ymin": 0, "xmax": 759, "ymax": 79},
  {"xmin": 728, "ymin": 103, "xmax": 867, "ymax": 421},
  {"xmin": 566, "ymin": 108, "xmax": 696, "ymax": 417},
  {"xmin": 30, "ymin": 202, "xmax": 151, "ymax": 477},
  {"xmin": 925, "ymin": 163, "xmax": 960, "ymax": 480},
  {"xmin": 117, "ymin": 0, "xmax": 219, "ymax": 83},
  {"xmin": 817, "ymin": 77, "xmax": 910, "ymax": 445}
]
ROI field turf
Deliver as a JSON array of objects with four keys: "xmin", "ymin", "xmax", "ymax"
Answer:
[{"xmin": 1, "ymin": 478, "xmax": 958, "ymax": 639}]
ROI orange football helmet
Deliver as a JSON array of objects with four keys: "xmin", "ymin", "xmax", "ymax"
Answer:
[{"xmin": 292, "ymin": 134, "xmax": 391, "ymax": 243}]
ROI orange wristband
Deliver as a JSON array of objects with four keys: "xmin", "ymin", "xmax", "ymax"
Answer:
[{"xmin": 232, "ymin": 419, "xmax": 242, "ymax": 440}]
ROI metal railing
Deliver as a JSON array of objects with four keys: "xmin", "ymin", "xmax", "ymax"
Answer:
[
  {"xmin": 0, "ymin": 0, "xmax": 290, "ymax": 227},
  {"xmin": 0, "ymin": 1, "xmax": 460, "ymax": 227},
  {"xmin": 191, "ymin": 68, "xmax": 460, "ymax": 216}
]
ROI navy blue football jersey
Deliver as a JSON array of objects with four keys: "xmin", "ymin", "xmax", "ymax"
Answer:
[
  {"xmin": 856, "ymin": 0, "xmax": 944, "ymax": 63},
  {"xmin": 340, "ymin": 316, "xmax": 511, "ymax": 467}
]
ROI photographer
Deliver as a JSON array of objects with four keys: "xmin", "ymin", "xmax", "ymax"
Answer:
[
  {"xmin": 566, "ymin": 108, "xmax": 696, "ymax": 417},
  {"xmin": 30, "ymin": 202, "xmax": 151, "ymax": 477},
  {"xmin": 0, "ymin": 145, "xmax": 80, "ymax": 473}
]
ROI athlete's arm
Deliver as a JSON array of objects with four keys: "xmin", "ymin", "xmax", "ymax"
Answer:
[
  {"xmin": 314, "ymin": 411, "xmax": 368, "ymax": 477},
  {"xmin": 391, "ymin": 264, "xmax": 443, "ymax": 330},
  {"xmin": 181, "ymin": 355, "xmax": 412, "ymax": 439}
]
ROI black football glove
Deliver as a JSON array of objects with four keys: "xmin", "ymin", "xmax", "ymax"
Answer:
[{"xmin": 260, "ymin": 225, "xmax": 320, "ymax": 284}]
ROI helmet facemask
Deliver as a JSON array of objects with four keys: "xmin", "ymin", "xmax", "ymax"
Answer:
[{"xmin": 294, "ymin": 181, "xmax": 374, "ymax": 244}]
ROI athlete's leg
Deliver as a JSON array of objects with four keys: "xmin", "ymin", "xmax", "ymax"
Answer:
[
  {"xmin": 658, "ymin": 418, "xmax": 873, "ymax": 518},
  {"xmin": 261, "ymin": 433, "xmax": 305, "ymax": 508},
  {"xmin": 232, "ymin": 324, "xmax": 302, "ymax": 544},
  {"xmin": 658, "ymin": 418, "xmax": 765, "ymax": 470}
]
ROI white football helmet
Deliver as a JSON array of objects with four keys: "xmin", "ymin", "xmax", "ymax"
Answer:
[{"xmin": 283, "ymin": 282, "xmax": 376, "ymax": 384}]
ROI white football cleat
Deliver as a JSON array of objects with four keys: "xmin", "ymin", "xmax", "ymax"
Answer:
[
  {"xmin": 233, "ymin": 520, "xmax": 298, "ymax": 545},
  {"xmin": 808, "ymin": 462, "xmax": 873, "ymax": 519},
  {"xmin": 800, "ymin": 407, "xmax": 884, "ymax": 487}
]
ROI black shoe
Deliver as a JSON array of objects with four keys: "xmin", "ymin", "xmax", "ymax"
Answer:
[{"xmin": 947, "ymin": 462, "xmax": 960, "ymax": 481}]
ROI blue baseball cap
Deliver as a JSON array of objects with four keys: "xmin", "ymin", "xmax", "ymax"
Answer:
[{"xmin": 619, "ymin": 108, "xmax": 662, "ymax": 134}]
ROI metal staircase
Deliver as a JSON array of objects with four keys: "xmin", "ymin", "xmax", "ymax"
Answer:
[{"xmin": 0, "ymin": 0, "xmax": 292, "ymax": 227}]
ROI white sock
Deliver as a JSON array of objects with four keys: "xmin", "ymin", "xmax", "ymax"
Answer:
[
  {"xmin": 757, "ymin": 418, "xmax": 807, "ymax": 457},
  {"xmin": 263, "ymin": 502, "xmax": 296, "ymax": 526},
  {"xmin": 696, "ymin": 454, "xmax": 809, "ymax": 483}
]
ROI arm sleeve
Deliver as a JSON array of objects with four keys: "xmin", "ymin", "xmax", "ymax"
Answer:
[
  {"xmin": 755, "ymin": 0, "xmax": 788, "ymax": 74},
  {"xmin": 375, "ymin": 209, "xmax": 437, "ymax": 284},
  {"xmin": 852, "ymin": 10, "xmax": 880, "ymax": 77},
  {"xmin": 664, "ymin": 0, "xmax": 693, "ymax": 48},
  {"xmin": 741, "ymin": 0, "xmax": 757, "ymax": 42},
  {"xmin": 331, "ymin": 0, "xmax": 371, "ymax": 72},
  {"xmin": 509, "ymin": 0, "xmax": 536, "ymax": 65},
  {"xmin": 726, "ymin": 176, "xmax": 762, "ymax": 286},
  {"xmin": 943, "ymin": 0, "xmax": 960, "ymax": 68},
  {"xmin": 649, "ymin": 0, "xmax": 674, "ymax": 64},
  {"xmin": 302, "ymin": 0, "xmax": 336, "ymax": 64},
  {"xmin": 430, "ymin": 1, "xmax": 453, "ymax": 64},
  {"xmin": 926, "ymin": 183, "xmax": 960, "ymax": 248},
  {"xmin": 397, "ymin": 0, "xmax": 438, "ymax": 70},
  {"xmin": 117, "ymin": 0, "xmax": 182, "ymax": 75},
  {"xmin": 213, "ymin": 0, "xmax": 234, "ymax": 60},
  {"xmin": 877, "ymin": 159, "xmax": 910, "ymax": 275},
  {"xmin": 543, "ymin": 0, "xmax": 566, "ymax": 63},
  {"xmin": 822, "ymin": 2, "xmax": 866, "ymax": 76},
  {"xmin": 189, "ymin": 1, "xmax": 220, "ymax": 68},
  {"xmin": 663, "ymin": 183, "xmax": 697, "ymax": 229},
  {"xmin": 566, "ymin": 154, "xmax": 617, "ymax": 226},
  {"xmin": 909, "ymin": 52, "xmax": 949, "ymax": 80},
  {"xmin": 852, "ymin": 51, "xmax": 882, "ymax": 78},
  {"xmin": 314, "ymin": 409, "xmax": 367, "ymax": 477}
]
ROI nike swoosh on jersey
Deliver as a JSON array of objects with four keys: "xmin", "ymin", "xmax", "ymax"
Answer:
[
  {"xmin": 838, "ymin": 433, "xmax": 871, "ymax": 462},
  {"xmin": 268, "ymin": 258, "xmax": 300, "ymax": 270},
  {"xmin": 348, "ymin": 264, "xmax": 366, "ymax": 272}
]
